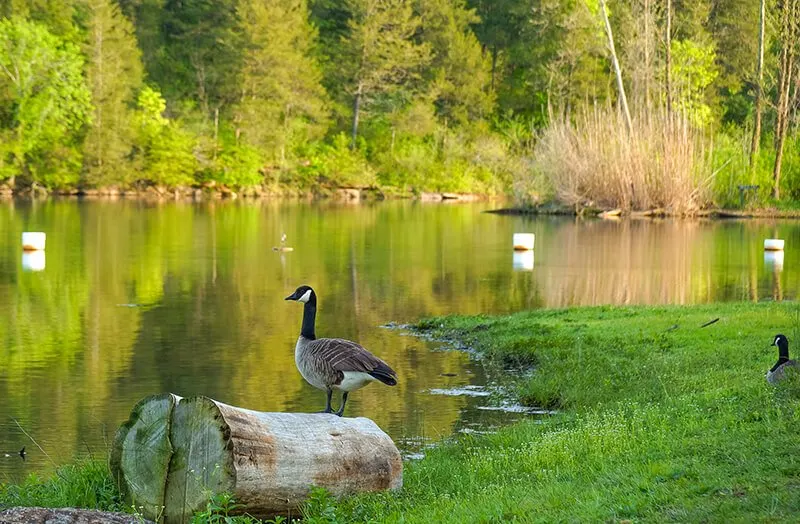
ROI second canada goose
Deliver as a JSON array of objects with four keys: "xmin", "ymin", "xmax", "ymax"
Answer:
[
  {"xmin": 767, "ymin": 334, "xmax": 799, "ymax": 384},
  {"xmin": 285, "ymin": 285, "xmax": 397, "ymax": 416}
]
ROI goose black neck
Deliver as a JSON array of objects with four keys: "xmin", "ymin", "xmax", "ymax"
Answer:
[
  {"xmin": 779, "ymin": 341, "xmax": 790, "ymax": 360},
  {"xmin": 301, "ymin": 301, "xmax": 317, "ymax": 340},
  {"xmin": 771, "ymin": 340, "xmax": 790, "ymax": 372}
]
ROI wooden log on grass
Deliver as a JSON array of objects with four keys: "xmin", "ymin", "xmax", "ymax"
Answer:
[{"xmin": 110, "ymin": 394, "xmax": 402, "ymax": 523}]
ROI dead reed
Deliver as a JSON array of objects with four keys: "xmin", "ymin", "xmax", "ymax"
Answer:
[{"xmin": 526, "ymin": 106, "xmax": 714, "ymax": 214}]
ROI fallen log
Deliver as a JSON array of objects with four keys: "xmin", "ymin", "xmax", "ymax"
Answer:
[{"xmin": 110, "ymin": 394, "xmax": 402, "ymax": 523}]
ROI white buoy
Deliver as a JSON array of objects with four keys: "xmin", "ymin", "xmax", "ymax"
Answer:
[
  {"xmin": 22, "ymin": 251, "xmax": 46, "ymax": 272},
  {"xmin": 764, "ymin": 250, "xmax": 784, "ymax": 271},
  {"xmin": 22, "ymin": 232, "xmax": 46, "ymax": 251},
  {"xmin": 513, "ymin": 233, "xmax": 535, "ymax": 251},
  {"xmin": 513, "ymin": 251, "xmax": 534, "ymax": 271},
  {"xmin": 764, "ymin": 239, "xmax": 785, "ymax": 251}
]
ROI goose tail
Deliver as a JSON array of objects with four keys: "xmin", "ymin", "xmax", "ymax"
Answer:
[{"xmin": 369, "ymin": 363, "xmax": 398, "ymax": 386}]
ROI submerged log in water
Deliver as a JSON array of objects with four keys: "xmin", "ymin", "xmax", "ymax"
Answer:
[{"xmin": 110, "ymin": 394, "xmax": 402, "ymax": 523}]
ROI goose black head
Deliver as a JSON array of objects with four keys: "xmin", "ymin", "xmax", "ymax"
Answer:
[
  {"xmin": 285, "ymin": 285, "xmax": 316, "ymax": 305},
  {"xmin": 772, "ymin": 334, "xmax": 790, "ymax": 359}
]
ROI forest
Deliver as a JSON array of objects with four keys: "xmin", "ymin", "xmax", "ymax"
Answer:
[{"xmin": 0, "ymin": 0, "xmax": 795, "ymax": 210}]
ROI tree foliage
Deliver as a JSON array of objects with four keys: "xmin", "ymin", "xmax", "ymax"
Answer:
[
  {"xmin": 0, "ymin": 17, "xmax": 92, "ymax": 186},
  {"xmin": 235, "ymin": 0, "xmax": 329, "ymax": 163},
  {"xmin": 342, "ymin": 0, "xmax": 431, "ymax": 145},
  {"xmin": 0, "ymin": 0, "xmax": 798, "ymax": 203},
  {"xmin": 83, "ymin": 0, "xmax": 144, "ymax": 186}
]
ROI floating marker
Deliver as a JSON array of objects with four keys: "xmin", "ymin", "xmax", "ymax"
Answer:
[
  {"xmin": 513, "ymin": 250, "xmax": 534, "ymax": 271},
  {"xmin": 764, "ymin": 239, "xmax": 784, "ymax": 251},
  {"xmin": 22, "ymin": 251, "xmax": 45, "ymax": 272},
  {"xmin": 22, "ymin": 232, "xmax": 46, "ymax": 251},
  {"xmin": 513, "ymin": 233, "xmax": 535, "ymax": 251},
  {"xmin": 764, "ymin": 250, "xmax": 784, "ymax": 271}
]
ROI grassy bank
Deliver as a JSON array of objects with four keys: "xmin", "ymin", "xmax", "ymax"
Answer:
[
  {"xmin": 0, "ymin": 460, "xmax": 119, "ymax": 510},
  {"xmin": 3, "ymin": 302, "xmax": 800, "ymax": 522},
  {"xmin": 308, "ymin": 302, "xmax": 800, "ymax": 522}
]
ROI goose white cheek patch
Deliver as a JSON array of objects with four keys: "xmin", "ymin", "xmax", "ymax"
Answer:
[{"xmin": 298, "ymin": 289, "xmax": 312, "ymax": 303}]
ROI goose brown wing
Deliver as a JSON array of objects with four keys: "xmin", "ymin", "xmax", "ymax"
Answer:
[{"xmin": 311, "ymin": 338, "xmax": 398, "ymax": 385}]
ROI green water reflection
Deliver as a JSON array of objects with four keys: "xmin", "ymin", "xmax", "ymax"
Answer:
[{"xmin": 0, "ymin": 200, "xmax": 798, "ymax": 479}]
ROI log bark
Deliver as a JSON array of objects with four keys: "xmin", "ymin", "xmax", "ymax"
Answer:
[{"xmin": 110, "ymin": 395, "xmax": 402, "ymax": 523}]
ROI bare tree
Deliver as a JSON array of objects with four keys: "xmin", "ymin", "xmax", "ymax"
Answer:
[
  {"xmin": 750, "ymin": 0, "xmax": 766, "ymax": 171},
  {"xmin": 665, "ymin": 0, "xmax": 672, "ymax": 114},
  {"xmin": 599, "ymin": 0, "xmax": 632, "ymax": 133},
  {"xmin": 773, "ymin": 0, "xmax": 798, "ymax": 199}
]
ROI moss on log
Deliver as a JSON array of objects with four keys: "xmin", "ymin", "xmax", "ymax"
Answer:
[{"xmin": 111, "ymin": 395, "xmax": 402, "ymax": 523}]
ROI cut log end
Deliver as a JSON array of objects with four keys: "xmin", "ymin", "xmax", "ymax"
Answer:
[{"xmin": 109, "ymin": 393, "xmax": 178, "ymax": 517}]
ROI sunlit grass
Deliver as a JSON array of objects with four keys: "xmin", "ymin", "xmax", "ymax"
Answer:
[
  {"xmin": 0, "ymin": 459, "xmax": 120, "ymax": 510},
  {"xmin": 305, "ymin": 301, "xmax": 800, "ymax": 522}
]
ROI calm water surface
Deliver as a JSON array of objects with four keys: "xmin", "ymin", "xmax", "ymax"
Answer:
[{"xmin": 1, "ymin": 200, "xmax": 798, "ymax": 480}]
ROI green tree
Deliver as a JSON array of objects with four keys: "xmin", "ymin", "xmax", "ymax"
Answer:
[
  {"xmin": 83, "ymin": 0, "xmax": 144, "ymax": 186},
  {"xmin": 670, "ymin": 39, "xmax": 718, "ymax": 125},
  {"xmin": 468, "ymin": 0, "xmax": 522, "ymax": 93},
  {"xmin": 0, "ymin": 17, "xmax": 92, "ymax": 188},
  {"xmin": 235, "ymin": 0, "xmax": 329, "ymax": 164},
  {"xmin": 342, "ymin": 0, "xmax": 431, "ymax": 147},
  {"xmin": 133, "ymin": 86, "xmax": 197, "ymax": 186},
  {"xmin": 416, "ymin": 0, "xmax": 493, "ymax": 126},
  {"xmin": 1, "ymin": 0, "xmax": 84, "ymax": 42},
  {"xmin": 470, "ymin": 0, "xmax": 607, "ymax": 120},
  {"xmin": 158, "ymin": 0, "xmax": 243, "ymax": 116},
  {"xmin": 708, "ymin": 0, "xmax": 759, "ymax": 123}
]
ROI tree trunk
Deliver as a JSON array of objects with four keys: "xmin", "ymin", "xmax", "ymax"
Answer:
[
  {"xmin": 644, "ymin": 0, "xmax": 652, "ymax": 111},
  {"xmin": 665, "ymin": 0, "xmax": 672, "ymax": 114},
  {"xmin": 351, "ymin": 84, "xmax": 363, "ymax": 149},
  {"xmin": 213, "ymin": 106, "xmax": 219, "ymax": 161},
  {"xmin": 750, "ymin": 0, "xmax": 766, "ymax": 171},
  {"xmin": 110, "ymin": 394, "xmax": 402, "ymax": 524},
  {"xmin": 491, "ymin": 45, "xmax": 497, "ymax": 92},
  {"xmin": 599, "ymin": 0, "xmax": 632, "ymax": 133},
  {"xmin": 773, "ymin": 0, "xmax": 797, "ymax": 199}
]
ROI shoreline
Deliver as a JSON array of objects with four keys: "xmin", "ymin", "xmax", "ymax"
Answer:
[
  {"xmin": 0, "ymin": 183, "xmax": 497, "ymax": 204},
  {"xmin": 488, "ymin": 205, "xmax": 800, "ymax": 219},
  {"xmin": 5, "ymin": 187, "xmax": 797, "ymax": 218}
]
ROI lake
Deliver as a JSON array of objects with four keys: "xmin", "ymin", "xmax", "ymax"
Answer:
[{"xmin": 0, "ymin": 199, "xmax": 798, "ymax": 480}]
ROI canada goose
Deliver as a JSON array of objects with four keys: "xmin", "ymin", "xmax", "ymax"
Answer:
[
  {"xmin": 273, "ymin": 233, "xmax": 294, "ymax": 252},
  {"xmin": 285, "ymin": 285, "xmax": 397, "ymax": 416},
  {"xmin": 767, "ymin": 334, "xmax": 799, "ymax": 384}
]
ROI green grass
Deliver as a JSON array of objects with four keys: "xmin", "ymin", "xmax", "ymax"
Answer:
[
  {"xmin": 4, "ymin": 302, "xmax": 800, "ymax": 522},
  {"xmin": 303, "ymin": 302, "xmax": 800, "ymax": 522},
  {"xmin": 0, "ymin": 459, "xmax": 121, "ymax": 511}
]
